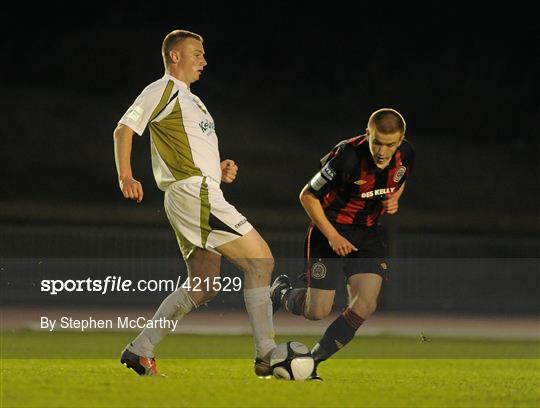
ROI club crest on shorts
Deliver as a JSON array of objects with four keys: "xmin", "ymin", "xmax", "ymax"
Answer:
[
  {"xmin": 393, "ymin": 166, "xmax": 406, "ymax": 182},
  {"xmin": 311, "ymin": 262, "xmax": 327, "ymax": 279}
]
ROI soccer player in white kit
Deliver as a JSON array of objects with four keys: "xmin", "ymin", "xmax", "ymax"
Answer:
[{"xmin": 113, "ymin": 30, "xmax": 276, "ymax": 377}]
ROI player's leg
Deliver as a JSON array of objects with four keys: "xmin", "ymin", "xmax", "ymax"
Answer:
[
  {"xmin": 183, "ymin": 247, "xmax": 222, "ymax": 306},
  {"xmin": 347, "ymin": 272, "xmax": 382, "ymax": 319},
  {"xmin": 171, "ymin": 178, "xmax": 276, "ymax": 375},
  {"xmin": 274, "ymin": 225, "xmax": 338, "ymax": 320},
  {"xmin": 216, "ymin": 228, "xmax": 273, "ymax": 288},
  {"xmin": 282, "ymin": 286, "xmax": 335, "ymax": 320},
  {"xmin": 124, "ymin": 176, "xmax": 221, "ymax": 366},
  {"xmin": 125, "ymin": 248, "xmax": 221, "ymax": 361},
  {"xmin": 122, "ymin": 178, "xmax": 242, "ymax": 375},
  {"xmin": 311, "ymin": 273, "xmax": 382, "ymax": 364},
  {"xmin": 309, "ymin": 226, "xmax": 387, "ymax": 379},
  {"xmin": 216, "ymin": 229, "xmax": 277, "ymax": 367},
  {"xmin": 304, "ymin": 288, "xmax": 335, "ymax": 319}
]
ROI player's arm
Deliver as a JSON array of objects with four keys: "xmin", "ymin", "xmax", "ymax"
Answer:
[
  {"xmin": 299, "ymin": 184, "xmax": 358, "ymax": 257},
  {"xmin": 113, "ymin": 124, "xmax": 144, "ymax": 203},
  {"xmin": 381, "ymin": 182, "xmax": 406, "ymax": 215}
]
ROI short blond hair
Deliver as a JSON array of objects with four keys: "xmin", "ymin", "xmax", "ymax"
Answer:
[
  {"xmin": 162, "ymin": 29, "xmax": 203, "ymax": 66},
  {"xmin": 368, "ymin": 108, "xmax": 406, "ymax": 135}
]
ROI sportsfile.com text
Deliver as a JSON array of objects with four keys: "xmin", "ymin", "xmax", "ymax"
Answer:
[{"xmin": 40, "ymin": 276, "xmax": 242, "ymax": 295}]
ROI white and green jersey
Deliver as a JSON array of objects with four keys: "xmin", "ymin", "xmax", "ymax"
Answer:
[{"xmin": 119, "ymin": 74, "xmax": 221, "ymax": 191}]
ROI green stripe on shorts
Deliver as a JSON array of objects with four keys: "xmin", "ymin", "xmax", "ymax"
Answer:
[
  {"xmin": 199, "ymin": 177, "xmax": 211, "ymax": 248},
  {"xmin": 175, "ymin": 229, "xmax": 196, "ymax": 260}
]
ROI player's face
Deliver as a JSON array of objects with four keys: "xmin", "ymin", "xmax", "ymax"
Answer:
[
  {"xmin": 171, "ymin": 38, "xmax": 207, "ymax": 85},
  {"xmin": 368, "ymin": 129, "xmax": 404, "ymax": 169}
]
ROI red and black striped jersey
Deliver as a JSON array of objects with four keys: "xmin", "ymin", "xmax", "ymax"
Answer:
[{"xmin": 307, "ymin": 134, "xmax": 415, "ymax": 227}]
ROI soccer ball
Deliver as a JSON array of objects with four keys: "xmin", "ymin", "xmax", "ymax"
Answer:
[{"xmin": 270, "ymin": 341, "xmax": 315, "ymax": 380}]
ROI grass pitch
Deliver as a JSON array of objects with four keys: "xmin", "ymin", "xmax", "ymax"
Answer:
[{"xmin": 1, "ymin": 331, "xmax": 539, "ymax": 407}]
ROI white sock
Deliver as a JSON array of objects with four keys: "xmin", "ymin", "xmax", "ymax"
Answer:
[
  {"xmin": 128, "ymin": 287, "xmax": 195, "ymax": 358},
  {"xmin": 244, "ymin": 286, "xmax": 277, "ymax": 359}
]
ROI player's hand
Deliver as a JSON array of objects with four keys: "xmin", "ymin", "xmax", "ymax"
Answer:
[
  {"xmin": 119, "ymin": 177, "xmax": 144, "ymax": 203},
  {"xmin": 221, "ymin": 159, "xmax": 238, "ymax": 183},
  {"xmin": 382, "ymin": 194, "xmax": 399, "ymax": 215},
  {"xmin": 327, "ymin": 233, "xmax": 358, "ymax": 257}
]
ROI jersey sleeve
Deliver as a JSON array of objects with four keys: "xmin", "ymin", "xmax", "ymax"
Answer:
[
  {"xmin": 307, "ymin": 144, "xmax": 357, "ymax": 198},
  {"xmin": 118, "ymin": 83, "xmax": 164, "ymax": 136}
]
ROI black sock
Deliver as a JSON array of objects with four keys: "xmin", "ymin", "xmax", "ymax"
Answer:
[
  {"xmin": 311, "ymin": 307, "xmax": 365, "ymax": 363},
  {"xmin": 283, "ymin": 288, "xmax": 307, "ymax": 316}
]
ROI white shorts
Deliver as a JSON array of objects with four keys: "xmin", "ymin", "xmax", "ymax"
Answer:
[{"xmin": 164, "ymin": 176, "xmax": 253, "ymax": 259}]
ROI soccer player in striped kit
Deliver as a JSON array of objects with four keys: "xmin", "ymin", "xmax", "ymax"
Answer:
[{"xmin": 271, "ymin": 108, "xmax": 415, "ymax": 380}]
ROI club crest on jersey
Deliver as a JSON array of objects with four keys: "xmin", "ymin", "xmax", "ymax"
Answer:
[
  {"xmin": 393, "ymin": 166, "xmax": 406, "ymax": 183},
  {"xmin": 311, "ymin": 262, "xmax": 327, "ymax": 279},
  {"xmin": 354, "ymin": 179, "xmax": 367, "ymax": 185}
]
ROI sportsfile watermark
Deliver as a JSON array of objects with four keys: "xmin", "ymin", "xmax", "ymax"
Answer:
[
  {"xmin": 1, "ymin": 258, "xmax": 539, "ymax": 360},
  {"xmin": 40, "ymin": 276, "xmax": 242, "ymax": 295}
]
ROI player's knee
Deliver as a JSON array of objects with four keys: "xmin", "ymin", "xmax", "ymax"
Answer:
[
  {"xmin": 246, "ymin": 255, "xmax": 274, "ymax": 276},
  {"xmin": 263, "ymin": 255, "xmax": 275, "ymax": 274},
  {"xmin": 304, "ymin": 305, "xmax": 332, "ymax": 321},
  {"xmin": 351, "ymin": 298, "xmax": 377, "ymax": 318},
  {"xmin": 255, "ymin": 237, "xmax": 274, "ymax": 268},
  {"xmin": 192, "ymin": 289, "xmax": 218, "ymax": 306},
  {"xmin": 259, "ymin": 240, "xmax": 273, "ymax": 259},
  {"xmin": 203, "ymin": 289, "xmax": 219, "ymax": 303},
  {"xmin": 257, "ymin": 246, "xmax": 274, "ymax": 273}
]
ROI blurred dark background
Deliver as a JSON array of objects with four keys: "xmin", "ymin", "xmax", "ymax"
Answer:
[{"xmin": 1, "ymin": 3, "xmax": 539, "ymax": 313}]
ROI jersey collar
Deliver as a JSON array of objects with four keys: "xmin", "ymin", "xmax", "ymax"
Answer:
[{"xmin": 163, "ymin": 74, "xmax": 189, "ymax": 91}]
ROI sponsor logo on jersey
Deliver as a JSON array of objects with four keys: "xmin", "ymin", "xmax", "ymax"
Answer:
[
  {"xmin": 311, "ymin": 262, "xmax": 327, "ymax": 279},
  {"xmin": 360, "ymin": 187, "xmax": 396, "ymax": 199},
  {"xmin": 199, "ymin": 119, "xmax": 215, "ymax": 134},
  {"xmin": 393, "ymin": 166, "xmax": 406, "ymax": 182},
  {"xmin": 354, "ymin": 179, "xmax": 367, "ymax": 185}
]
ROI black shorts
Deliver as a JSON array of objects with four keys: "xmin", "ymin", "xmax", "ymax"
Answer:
[{"xmin": 302, "ymin": 223, "xmax": 388, "ymax": 290}]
